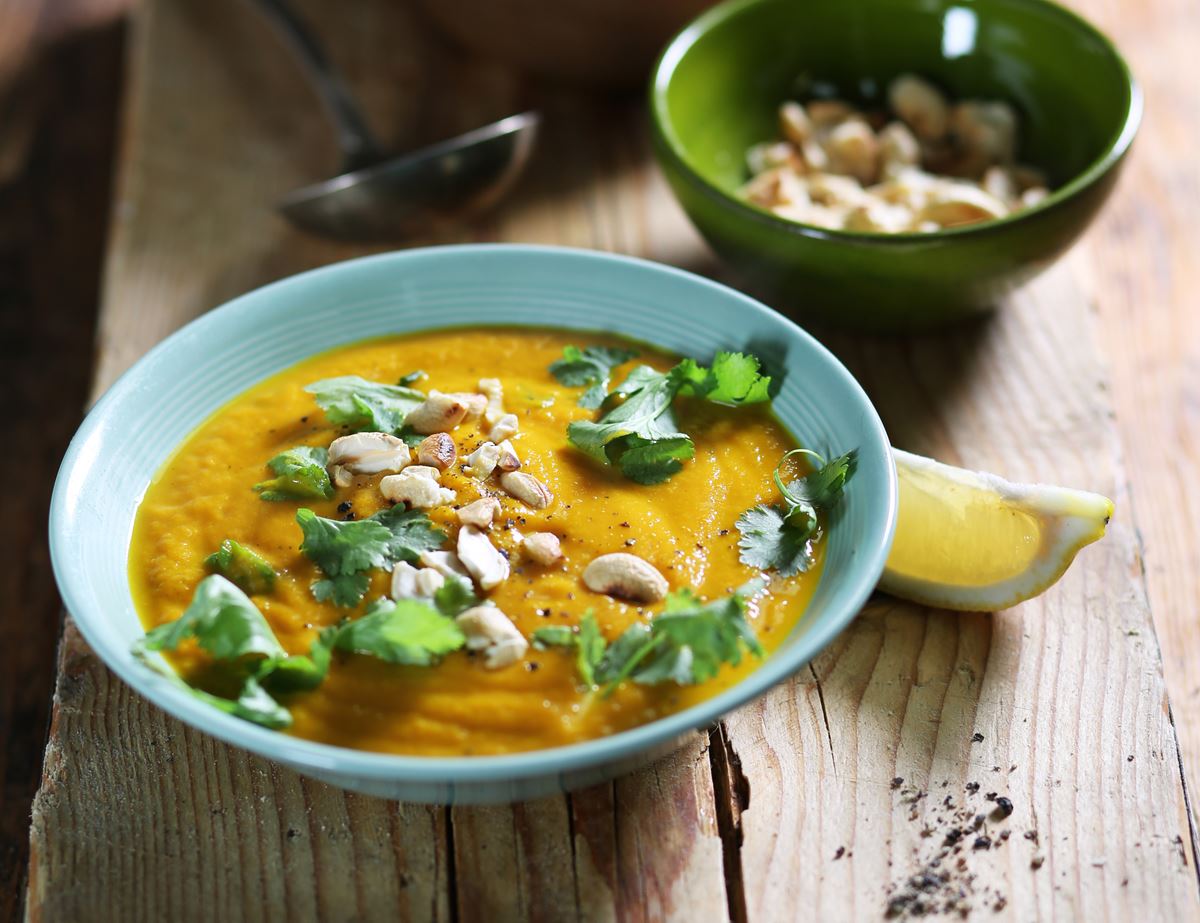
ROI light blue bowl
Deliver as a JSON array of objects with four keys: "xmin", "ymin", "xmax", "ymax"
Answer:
[{"xmin": 50, "ymin": 245, "xmax": 896, "ymax": 803}]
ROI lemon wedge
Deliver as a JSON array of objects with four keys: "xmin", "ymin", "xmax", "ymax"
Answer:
[{"xmin": 880, "ymin": 449, "xmax": 1113, "ymax": 611}]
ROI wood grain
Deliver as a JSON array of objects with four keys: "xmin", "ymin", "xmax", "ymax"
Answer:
[
  {"xmin": 1064, "ymin": 0, "xmax": 1200, "ymax": 832},
  {"xmin": 0, "ymin": 23, "xmax": 123, "ymax": 921},
  {"xmin": 22, "ymin": 0, "xmax": 1200, "ymax": 919}
]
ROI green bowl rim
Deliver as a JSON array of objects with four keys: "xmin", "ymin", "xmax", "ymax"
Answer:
[{"xmin": 649, "ymin": 0, "xmax": 1143, "ymax": 244}]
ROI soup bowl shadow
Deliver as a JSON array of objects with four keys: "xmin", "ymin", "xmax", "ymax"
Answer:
[{"xmin": 50, "ymin": 245, "xmax": 896, "ymax": 803}]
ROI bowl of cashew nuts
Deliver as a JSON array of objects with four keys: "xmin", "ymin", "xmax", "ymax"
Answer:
[{"xmin": 651, "ymin": 0, "xmax": 1141, "ymax": 330}]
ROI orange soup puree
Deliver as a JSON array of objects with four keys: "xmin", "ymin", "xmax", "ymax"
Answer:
[{"xmin": 129, "ymin": 328, "xmax": 822, "ymax": 755}]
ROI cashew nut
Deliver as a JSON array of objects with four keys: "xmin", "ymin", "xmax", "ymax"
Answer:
[
  {"xmin": 522, "ymin": 532, "xmax": 562, "ymax": 566},
  {"xmin": 488, "ymin": 413, "xmax": 519, "ymax": 443},
  {"xmin": 457, "ymin": 497, "xmax": 501, "ymax": 529},
  {"xmin": 380, "ymin": 466, "xmax": 455, "ymax": 509},
  {"xmin": 406, "ymin": 392, "xmax": 469, "ymax": 434},
  {"xmin": 416, "ymin": 432, "xmax": 457, "ymax": 470},
  {"xmin": 462, "ymin": 441, "xmax": 501, "ymax": 479},
  {"xmin": 478, "ymin": 377, "xmax": 505, "ymax": 426},
  {"xmin": 582, "ymin": 553, "xmax": 668, "ymax": 603},
  {"xmin": 457, "ymin": 525, "xmax": 510, "ymax": 590},
  {"xmin": 888, "ymin": 74, "xmax": 949, "ymax": 141},
  {"xmin": 824, "ymin": 120, "xmax": 880, "ymax": 185},
  {"xmin": 495, "ymin": 439, "xmax": 521, "ymax": 472},
  {"xmin": 419, "ymin": 550, "xmax": 472, "ymax": 581},
  {"xmin": 498, "ymin": 471, "xmax": 553, "ymax": 510},
  {"xmin": 455, "ymin": 605, "xmax": 528, "ymax": 669},
  {"xmin": 327, "ymin": 432, "xmax": 411, "ymax": 486},
  {"xmin": 391, "ymin": 561, "xmax": 445, "ymax": 600}
]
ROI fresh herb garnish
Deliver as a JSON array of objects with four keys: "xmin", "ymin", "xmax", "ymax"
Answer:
[
  {"xmin": 532, "ymin": 584, "xmax": 763, "ymax": 694},
  {"xmin": 204, "ymin": 539, "xmax": 277, "ymax": 594},
  {"xmin": 566, "ymin": 351, "xmax": 771, "ymax": 484},
  {"xmin": 332, "ymin": 598, "xmax": 465, "ymax": 666},
  {"xmin": 254, "ymin": 446, "xmax": 333, "ymax": 501},
  {"xmin": 397, "ymin": 370, "xmax": 426, "ymax": 387},
  {"xmin": 136, "ymin": 575, "xmax": 334, "ymax": 728},
  {"xmin": 549, "ymin": 345, "xmax": 639, "ymax": 409},
  {"xmin": 736, "ymin": 448, "xmax": 858, "ymax": 576},
  {"xmin": 305, "ymin": 375, "xmax": 426, "ymax": 434},
  {"xmin": 297, "ymin": 506, "xmax": 446, "ymax": 607}
]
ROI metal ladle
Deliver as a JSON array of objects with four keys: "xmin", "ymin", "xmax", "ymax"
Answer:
[{"xmin": 253, "ymin": 0, "xmax": 539, "ymax": 241}]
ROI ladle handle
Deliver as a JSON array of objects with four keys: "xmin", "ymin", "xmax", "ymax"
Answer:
[{"xmin": 251, "ymin": 0, "xmax": 383, "ymax": 171}]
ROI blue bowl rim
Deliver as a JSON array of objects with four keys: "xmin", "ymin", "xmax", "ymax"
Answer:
[
  {"xmin": 49, "ymin": 243, "xmax": 897, "ymax": 785},
  {"xmin": 650, "ymin": 0, "xmax": 1143, "ymax": 244}
]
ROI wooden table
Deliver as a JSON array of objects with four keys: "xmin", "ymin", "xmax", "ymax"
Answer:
[{"xmin": 19, "ymin": 0, "xmax": 1200, "ymax": 919}]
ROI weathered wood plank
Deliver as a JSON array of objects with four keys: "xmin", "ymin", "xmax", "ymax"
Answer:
[
  {"xmin": 24, "ymin": 0, "xmax": 1200, "ymax": 920},
  {"xmin": 27, "ymin": 1, "xmax": 731, "ymax": 920},
  {"xmin": 722, "ymin": 264, "xmax": 1200, "ymax": 919},
  {"xmin": 1066, "ymin": 0, "xmax": 1200, "ymax": 830},
  {"xmin": 0, "ymin": 23, "xmax": 124, "ymax": 921}
]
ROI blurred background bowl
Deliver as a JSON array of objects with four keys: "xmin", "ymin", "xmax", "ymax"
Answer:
[{"xmin": 650, "ymin": 0, "xmax": 1141, "ymax": 331}]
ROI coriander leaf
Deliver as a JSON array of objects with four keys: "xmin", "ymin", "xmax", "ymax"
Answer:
[
  {"xmin": 297, "ymin": 509, "xmax": 394, "ymax": 577},
  {"xmin": 142, "ymin": 575, "xmax": 286, "ymax": 661},
  {"xmin": 204, "ymin": 539, "xmax": 277, "ymax": 594},
  {"xmin": 137, "ymin": 649, "xmax": 292, "ymax": 729},
  {"xmin": 566, "ymin": 364, "xmax": 690, "ymax": 466},
  {"xmin": 258, "ymin": 627, "xmax": 336, "ymax": 694},
  {"xmin": 432, "ymin": 574, "xmax": 479, "ymax": 617},
  {"xmin": 312, "ymin": 573, "xmax": 372, "ymax": 607},
  {"xmin": 549, "ymin": 345, "xmax": 639, "ymax": 408},
  {"xmin": 532, "ymin": 625, "xmax": 576, "ymax": 647},
  {"xmin": 370, "ymin": 505, "xmax": 448, "ymax": 565},
  {"xmin": 254, "ymin": 446, "xmax": 333, "ymax": 501},
  {"xmin": 675, "ymin": 352, "xmax": 772, "ymax": 406},
  {"xmin": 736, "ymin": 448, "xmax": 858, "ymax": 576},
  {"xmin": 613, "ymin": 435, "xmax": 695, "ymax": 485},
  {"xmin": 630, "ymin": 590, "xmax": 762, "ymax": 685},
  {"xmin": 298, "ymin": 507, "xmax": 447, "ymax": 608},
  {"xmin": 333, "ymin": 598, "xmax": 465, "ymax": 665},
  {"xmin": 305, "ymin": 375, "xmax": 426, "ymax": 433},
  {"xmin": 532, "ymin": 612, "xmax": 606, "ymax": 687},
  {"xmin": 779, "ymin": 449, "xmax": 859, "ymax": 511},
  {"xmin": 735, "ymin": 504, "xmax": 817, "ymax": 577},
  {"xmin": 397, "ymin": 370, "xmax": 426, "ymax": 386},
  {"xmin": 565, "ymin": 351, "xmax": 771, "ymax": 484}
]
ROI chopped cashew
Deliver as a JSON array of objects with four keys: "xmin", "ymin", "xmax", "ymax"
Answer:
[
  {"xmin": 918, "ymin": 182, "xmax": 1008, "ymax": 227},
  {"xmin": 523, "ymin": 532, "xmax": 562, "ymax": 566},
  {"xmin": 495, "ymin": 439, "xmax": 521, "ymax": 472},
  {"xmin": 746, "ymin": 140, "xmax": 801, "ymax": 176},
  {"xmin": 327, "ymin": 432, "xmax": 411, "ymax": 486},
  {"xmin": 455, "ymin": 605, "xmax": 528, "ymax": 669},
  {"xmin": 419, "ymin": 550, "xmax": 472, "ymax": 581},
  {"xmin": 825, "ymin": 120, "xmax": 880, "ymax": 185},
  {"xmin": 889, "ymin": 74, "xmax": 949, "ymax": 141},
  {"xmin": 582, "ymin": 553, "xmax": 668, "ymax": 603},
  {"xmin": 442, "ymin": 392, "xmax": 488, "ymax": 421},
  {"xmin": 380, "ymin": 466, "xmax": 455, "ymax": 509},
  {"xmin": 462, "ymin": 441, "xmax": 501, "ymax": 479},
  {"xmin": 406, "ymin": 392, "xmax": 469, "ymax": 434},
  {"xmin": 488, "ymin": 413, "xmax": 519, "ymax": 442},
  {"xmin": 498, "ymin": 471, "xmax": 553, "ymax": 510},
  {"xmin": 390, "ymin": 562, "xmax": 446, "ymax": 600},
  {"xmin": 416, "ymin": 432, "xmax": 457, "ymax": 470},
  {"xmin": 478, "ymin": 378, "xmax": 505, "ymax": 425},
  {"xmin": 457, "ymin": 497, "xmax": 501, "ymax": 529},
  {"xmin": 457, "ymin": 525, "xmax": 510, "ymax": 590}
]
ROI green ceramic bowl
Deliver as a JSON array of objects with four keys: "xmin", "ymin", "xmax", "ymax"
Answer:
[{"xmin": 650, "ymin": 0, "xmax": 1141, "ymax": 330}]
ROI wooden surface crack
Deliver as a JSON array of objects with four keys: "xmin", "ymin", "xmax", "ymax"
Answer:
[
  {"xmin": 708, "ymin": 723, "xmax": 749, "ymax": 923},
  {"xmin": 808, "ymin": 662, "xmax": 838, "ymax": 777}
]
